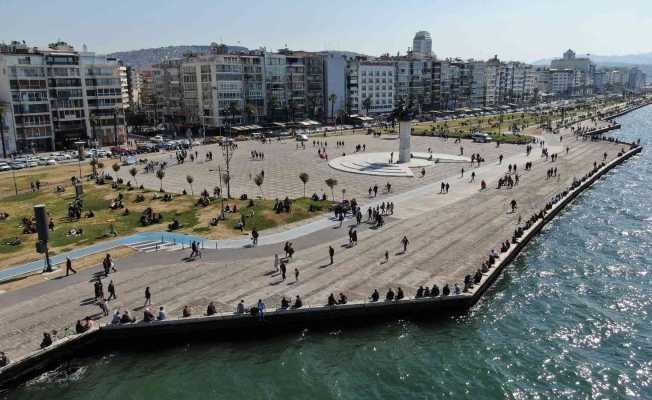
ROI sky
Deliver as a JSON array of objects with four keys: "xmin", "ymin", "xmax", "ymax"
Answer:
[{"xmin": 2, "ymin": 0, "xmax": 652, "ymax": 62}]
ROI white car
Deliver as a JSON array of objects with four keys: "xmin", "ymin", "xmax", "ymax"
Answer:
[
  {"xmin": 471, "ymin": 133, "xmax": 493, "ymax": 143},
  {"xmin": 296, "ymin": 134, "xmax": 309, "ymax": 142},
  {"xmin": 47, "ymin": 159, "xmax": 58, "ymax": 166},
  {"xmin": 11, "ymin": 162, "xmax": 26, "ymax": 169}
]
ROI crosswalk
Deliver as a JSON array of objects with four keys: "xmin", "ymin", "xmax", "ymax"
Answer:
[{"xmin": 128, "ymin": 240, "xmax": 182, "ymax": 253}]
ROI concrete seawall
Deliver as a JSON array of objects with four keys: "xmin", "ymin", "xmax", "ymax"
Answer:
[{"xmin": 0, "ymin": 143, "xmax": 644, "ymax": 389}]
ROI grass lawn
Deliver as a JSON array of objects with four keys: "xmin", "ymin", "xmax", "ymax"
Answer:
[{"xmin": 0, "ymin": 175, "xmax": 335, "ymax": 270}]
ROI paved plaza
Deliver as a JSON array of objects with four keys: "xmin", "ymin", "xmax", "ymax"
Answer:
[{"xmin": 0, "ymin": 119, "xmax": 628, "ymax": 360}]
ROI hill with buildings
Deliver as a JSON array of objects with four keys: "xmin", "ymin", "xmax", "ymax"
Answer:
[{"xmin": 108, "ymin": 44, "xmax": 248, "ymax": 67}]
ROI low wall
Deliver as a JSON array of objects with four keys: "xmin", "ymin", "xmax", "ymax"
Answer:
[
  {"xmin": 0, "ymin": 144, "xmax": 644, "ymax": 389},
  {"xmin": 604, "ymin": 100, "xmax": 652, "ymax": 120}
]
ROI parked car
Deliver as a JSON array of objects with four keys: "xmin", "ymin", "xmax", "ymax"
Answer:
[{"xmin": 471, "ymin": 132, "xmax": 493, "ymax": 143}]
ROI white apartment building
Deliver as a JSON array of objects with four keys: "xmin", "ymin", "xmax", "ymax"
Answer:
[
  {"xmin": 0, "ymin": 40, "xmax": 125, "ymax": 152},
  {"xmin": 348, "ymin": 60, "xmax": 395, "ymax": 115}
]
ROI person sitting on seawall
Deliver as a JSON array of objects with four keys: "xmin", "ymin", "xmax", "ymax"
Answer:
[
  {"xmin": 442, "ymin": 284, "xmax": 451, "ymax": 296},
  {"xmin": 292, "ymin": 295, "xmax": 303, "ymax": 309},
  {"xmin": 40, "ymin": 332, "xmax": 53, "ymax": 349},
  {"xmin": 111, "ymin": 310, "xmax": 121, "ymax": 325},
  {"xmin": 120, "ymin": 311, "xmax": 136, "ymax": 324},
  {"xmin": 415, "ymin": 286, "xmax": 424, "ymax": 298},
  {"xmin": 235, "ymin": 300, "xmax": 246, "ymax": 314},
  {"xmin": 396, "ymin": 287, "xmax": 404, "ymax": 300},
  {"xmin": 337, "ymin": 293, "xmax": 348, "ymax": 305},
  {"xmin": 328, "ymin": 293, "xmax": 337, "ymax": 306},
  {"xmin": 385, "ymin": 288, "xmax": 395, "ymax": 301},
  {"xmin": 158, "ymin": 306, "xmax": 167, "ymax": 321},
  {"xmin": 280, "ymin": 296, "xmax": 290, "ymax": 310},
  {"xmin": 75, "ymin": 317, "xmax": 95, "ymax": 333},
  {"xmin": 0, "ymin": 351, "xmax": 9, "ymax": 368},
  {"xmin": 370, "ymin": 289, "xmax": 380, "ymax": 302},
  {"xmin": 182, "ymin": 305, "xmax": 193, "ymax": 318},
  {"xmin": 430, "ymin": 284, "xmax": 440, "ymax": 297},
  {"xmin": 454, "ymin": 283, "xmax": 461, "ymax": 295},
  {"xmin": 143, "ymin": 308, "xmax": 156, "ymax": 322},
  {"xmin": 206, "ymin": 301, "xmax": 217, "ymax": 316}
]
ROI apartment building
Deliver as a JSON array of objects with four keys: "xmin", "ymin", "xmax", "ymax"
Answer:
[
  {"xmin": 347, "ymin": 59, "xmax": 395, "ymax": 115},
  {"xmin": 152, "ymin": 59, "xmax": 184, "ymax": 124},
  {"xmin": 322, "ymin": 51, "xmax": 351, "ymax": 121},
  {"xmin": 0, "ymin": 40, "xmax": 125, "ymax": 152}
]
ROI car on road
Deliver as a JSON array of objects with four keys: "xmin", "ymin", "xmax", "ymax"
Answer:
[
  {"xmin": 471, "ymin": 132, "xmax": 493, "ymax": 143},
  {"xmin": 295, "ymin": 134, "xmax": 309, "ymax": 142},
  {"xmin": 11, "ymin": 162, "xmax": 26, "ymax": 169},
  {"xmin": 0, "ymin": 162, "xmax": 11, "ymax": 172}
]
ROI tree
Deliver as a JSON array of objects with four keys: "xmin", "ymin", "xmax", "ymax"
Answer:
[
  {"xmin": 222, "ymin": 173, "xmax": 231, "ymax": 198},
  {"xmin": 362, "ymin": 97, "xmax": 372, "ymax": 116},
  {"xmin": 299, "ymin": 172, "xmax": 309, "ymax": 198},
  {"xmin": 186, "ymin": 175, "xmax": 194, "ymax": 195},
  {"xmin": 244, "ymin": 103, "xmax": 257, "ymax": 123},
  {"xmin": 254, "ymin": 173, "xmax": 264, "ymax": 197},
  {"xmin": 328, "ymin": 94, "xmax": 337, "ymax": 122},
  {"xmin": 129, "ymin": 167, "xmax": 138, "ymax": 186},
  {"xmin": 111, "ymin": 163, "xmax": 121, "ymax": 180},
  {"xmin": 156, "ymin": 168, "xmax": 166, "ymax": 192},
  {"xmin": 341, "ymin": 188, "xmax": 346, "ymax": 201},
  {"xmin": 325, "ymin": 178, "xmax": 338, "ymax": 201}
]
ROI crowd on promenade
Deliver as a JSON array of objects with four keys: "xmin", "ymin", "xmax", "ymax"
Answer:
[{"xmin": 0, "ymin": 125, "xmax": 642, "ymax": 370}]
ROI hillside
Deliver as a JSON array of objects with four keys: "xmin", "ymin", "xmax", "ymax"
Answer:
[{"xmin": 108, "ymin": 44, "xmax": 248, "ymax": 67}]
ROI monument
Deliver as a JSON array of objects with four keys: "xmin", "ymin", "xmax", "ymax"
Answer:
[{"xmin": 392, "ymin": 99, "xmax": 414, "ymax": 163}]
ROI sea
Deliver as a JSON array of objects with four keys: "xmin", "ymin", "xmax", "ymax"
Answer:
[{"xmin": 3, "ymin": 106, "xmax": 651, "ymax": 400}]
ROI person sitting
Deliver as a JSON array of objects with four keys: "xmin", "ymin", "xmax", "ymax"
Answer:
[
  {"xmin": 0, "ymin": 212, "xmax": 9, "ymax": 220},
  {"xmin": 111, "ymin": 310, "xmax": 121, "ymax": 325},
  {"xmin": 423, "ymin": 286, "xmax": 430, "ymax": 297},
  {"xmin": 168, "ymin": 219, "xmax": 181, "ymax": 231},
  {"xmin": 385, "ymin": 288, "xmax": 395, "ymax": 301},
  {"xmin": 182, "ymin": 305, "xmax": 192, "ymax": 318},
  {"xmin": 454, "ymin": 283, "xmax": 461, "ymax": 295},
  {"xmin": 236, "ymin": 300, "xmax": 246, "ymax": 314},
  {"xmin": 85, "ymin": 210, "xmax": 95, "ymax": 218},
  {"xmin": 442, "ymin": 284, "xmax": 451, "ymax": 296},
  {"xmin": 415, "ymin": 286, "xmax": 424, "ymax": 298},
  {"xmin": 143, "ymin": 308, "xmax": 155, "ymax": 322},
  {"xmin": 337, "ymin": 293, "xmax": 348, "ymax": 305},
  {"xmin": 396, "ymin": 287, "xmax": 404, "ymax": 300},
  {"xmin": 75, "ymin": 318, "xmax": 91, "ymax": 334},
  {"xmin": 56, "ymin": 185, "xmax": 65, "ymax": 193},
  {"xmin": 120, "ymin": 311, "xmax": 135, "ymax": 324},
  {"xmin": 473, "ymin": 269, "xmax": 483, "ymax": 284},
  {"xmin": 431, "ymin": 284, "xmax": 440, "ymax": 297},
  {"xmin": 280, "ymin": 296, "xmax": 290, "ymax": 310},
  {"xmin": 327, "ymin": 293, "xmax": 337, "ymax": 306},
  {"xmin": 40, "ymin": 332, "xmax": 53, "ymax": 349},
  {"xmin": 292, "ymin": 295, "xmax": 303, "ymax": 309},
  {"xmin": 370, "ymin": 289, "xmax": 380, "ymax": 302},
  {"xmin": 153, "ymin": 306, "xmax": 166, "ymax": 321},
  {"xmin": 0, "ymin": 351, "xmax": 9, "ymax": 368},
  {"xmin": 123, "ymin": 208, "xmax": 130, "ymax": 216},
  {"xmin": 206, "ymin": 302, "xmax": 217, "ymax": 316}
]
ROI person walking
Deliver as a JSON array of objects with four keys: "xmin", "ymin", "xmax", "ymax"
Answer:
[
  {"xmin": 257, "ymin": 299, "xmax": 266, "ymax": 321},
  {"xmin": 329, "ymin": 246, "xmax": 335, "ymax": 265},
  {"xmin": 280, "ymin": 261, "xmax": 287, "ymax": 281},
  {"xmin": 107, "ymin": 280, "xmax": 117, "ymax": 300},
  {"xmin": 384, "ymin": 250, "xmax": 389, "ymax": 263},
  {"xmin": 144, "ymin": 286, "xmax": 152, "ymax": 306},
  {"xmin": 94, "ymin": 279, "xmax": 104, "ymax": 300},
  {"xmin": 65, "ymin": 257, "xmax": 77, "ymax": 276},
  {"xmin": 251, "ymin": 228, "xmax": 259, "ymax": 246},
  {"xmin": 401, "ymin": 236, "xmax": 409, "ymax": 253},
  {"xmin": 294, "ymin": 268, "xmax": 299, "ymax": 282}
]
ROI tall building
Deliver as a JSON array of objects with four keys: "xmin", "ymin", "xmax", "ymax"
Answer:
[
  {"xmin": 322, "ymin": 51, "xmax": 352, "ymax": 121},
  {"xmin": 412, "ymin": 31, "xmax": 432, "ymax": 58},
  {"xmin": 347, "ymin": 58, "xmax": 395, "ymax": 115},
  {"xmin": 550, "ymin": 49, "xmax": 595, "ymax": 96},
  {"xmin": 0, "ymin": 40, "xmax": 125, "ymax": 152}
]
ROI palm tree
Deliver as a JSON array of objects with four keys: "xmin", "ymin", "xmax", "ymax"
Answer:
[
  {"xmin": 222, "ymin": 173, "xmax": 231, "ymax": 198},
  {"xmin": 328, "ymin": 94, "xmax": 337, "ymax": 122},
  {"xmin": 299, "ymin": 172, "xmax": 309, "ymax": 198},
  {"xmin": 186, "ymin": 175, "xmax": 194, "ymax": 195},
  {"xmin": 111, "ymin": 163, "xmax": 121, "ymax": 180},
  {"xmin": 254, "ymin": 173, "xmax": 264, "ymax": 197},
  {"xmin": 324, "ymin": 178, "xmax": 338, "ymax": 201},
  {"xmin": 129, "ymin": 167, "xmax": 138, "ymax": 186},
  {"xmin": 362, "ymin": 97, "xmax": 372, "ymax": 116},
  {"xmin": 341, "ymin": 188, "xmax": 346, "ymax": 201},
  {"xmin": 226, "ymin": 101, "xmax": 240, "ymax": 128},
  {"xmin": 156, "ymin": 168, "xmax": 166, "ymax": 192}
]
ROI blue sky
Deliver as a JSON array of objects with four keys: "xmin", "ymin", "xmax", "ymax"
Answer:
[{"xmin": 2, "ymin": 0, "xmax": 651, "ymax": 62}]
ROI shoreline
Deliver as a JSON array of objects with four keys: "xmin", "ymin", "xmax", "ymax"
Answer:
[{"xmin": 0, "ymin": 138, "xmax": 643, "ymax": 389}]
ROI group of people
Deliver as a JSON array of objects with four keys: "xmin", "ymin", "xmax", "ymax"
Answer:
[{"xmin": 250, "ymin": 150, "xmax": 265, "ymax": 160}]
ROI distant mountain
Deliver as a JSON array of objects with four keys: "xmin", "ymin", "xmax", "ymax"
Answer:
[
  {"xmin": 108, "ymin": 45, "xmax": 248, "ymax": 68},
  {"xmin": 533, "ymin": 52, "xmax": 652, "ymax": 66}
]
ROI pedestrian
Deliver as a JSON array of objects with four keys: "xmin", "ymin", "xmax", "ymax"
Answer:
[
  {"xmin": 338, "ymin": 212, "xmax": 344, "ymax": 228},
  {"xmin": 251, "ymin": 228, "xmax": 259, "ymax": 246},
  {"xmin": 98, "ymin": 298, "xmax": 109, "ymax": 316},
  {"xmin": 329, "ymin": 245, "xmax": 335, "ymax": 265},
  {"xmin": 401, "ymin": 236, "xmax": 409, "ymax": 253},
  {"xmin": 294, "ymin": 268, "xmax": 299, "ymax": 282},
  {"xmin": 280, "ymin": 261, "xmax": 287, "ymax": 280},
  {"xmin": 384, "ymin": 250, "xmax": 389, "ymax": 263},
  {"xmin": 144, "ymin": 286, "xmax": 152, "ymax": 306},
  {"xmin": 65, "ymin": 257, "xmax": 77, "ymax": 276},
  {"xmin": 107, "ymin": 280, "xmax": 117, "ymax": 300},
  {"xmin": 471, "ymin": 171, "xmax": 476, "ymax": 182},
  {"xmin": 257, "ymin": 299, "xmax": 265, "ymax": 321},
  {"xmin": 274, "ymin": 253, "xmax": 279, "ymax": 273},
  {"xmin": 94, "ymin": 279, "xmax": 104, "ymax": 300}
]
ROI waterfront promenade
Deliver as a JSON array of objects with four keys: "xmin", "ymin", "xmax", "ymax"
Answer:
[{"xmin": 0, "ymin": 122, "xmax": 632, "ymax": 360}]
